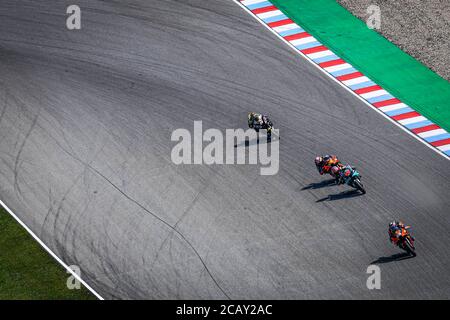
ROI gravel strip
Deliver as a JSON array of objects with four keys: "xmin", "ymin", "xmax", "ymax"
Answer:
[{"xmin": 337, "ymin": 0, "xmax": 450, "ymax": 81}]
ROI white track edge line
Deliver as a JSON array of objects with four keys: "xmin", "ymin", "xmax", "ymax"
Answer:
[
  {"xmin": 0, "ymin": 199, "xmax": 104, "ymax": 300},
  {"xmin": 231, "ymin": 0, "xmax": 450, "ymax": 161}
]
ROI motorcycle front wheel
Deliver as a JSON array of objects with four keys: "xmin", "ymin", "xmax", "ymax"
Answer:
[
  {"xmin": 403, "ymin": 238, "xmax": 417, "ymax": 257},
  {"xmin": 353, "ymin": 179, "xmax": 366, "ymax": 194}
]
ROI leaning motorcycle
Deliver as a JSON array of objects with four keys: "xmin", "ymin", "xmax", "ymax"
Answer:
[{"xmin": 342, "ymin": 166, "xmax": 366, "ymax": 194}]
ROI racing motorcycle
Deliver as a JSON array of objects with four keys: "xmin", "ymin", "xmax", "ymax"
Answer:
[
  {"xmin": 340, "ymin": 166, "xmax": 366, "ymax": 194},
  {"xmin": 317, "ymin": 156, "xmax": 343, "ymax": 175}
]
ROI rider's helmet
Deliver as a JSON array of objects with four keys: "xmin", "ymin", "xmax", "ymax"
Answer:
[
  {"xmin": 315, "ymin": 156, "xmax": 323, "ymax": 166},
  {"xmin": 388, "ymin": 221, "xmax": 400, "ymax": 234},
  {"xmin": 255, "ymin": 114, "xmax": 262, "ymax": 123},
  {"xmin": 389, "ymin": 220, "xmax": 404, "ymax": 228}
]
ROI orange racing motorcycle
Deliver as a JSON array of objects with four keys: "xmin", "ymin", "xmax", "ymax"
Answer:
[
  {"xmin": 390, "ymin": 225, "xmax": 416, "ymax": 256},
  {"xmin": 315, "ymin": 155, "xmax": 344, "ymax": 175}
]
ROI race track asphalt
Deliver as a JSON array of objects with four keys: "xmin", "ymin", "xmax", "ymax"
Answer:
[{"xmin": 0, "ymin": 0, "xmax": 449, "ymax": 299}]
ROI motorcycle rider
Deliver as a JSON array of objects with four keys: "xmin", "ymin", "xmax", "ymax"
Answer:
[
  {"xmin": 315, "ymin": 155, "xmax": 342, "ymax": 175},
  {"xmin": 248, "ymin": 112, "xmax": 273, "ymax": 140},
  {"xmin": 248, "ymin": 112, "xmax": 259, "ymax": 129},
  {"xmin": 388, "ymin": 220, "xmax": 414, "ymax": 247}
]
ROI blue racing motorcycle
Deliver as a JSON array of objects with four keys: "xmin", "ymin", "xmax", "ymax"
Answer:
[{"xmin": 341, "ymin": 166, "xmax": 366, "ymax": 194}]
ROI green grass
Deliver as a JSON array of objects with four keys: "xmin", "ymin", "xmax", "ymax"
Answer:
[{"xmin": 0, "ymin": 206, "xmax": 97, "ymax": 299}]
